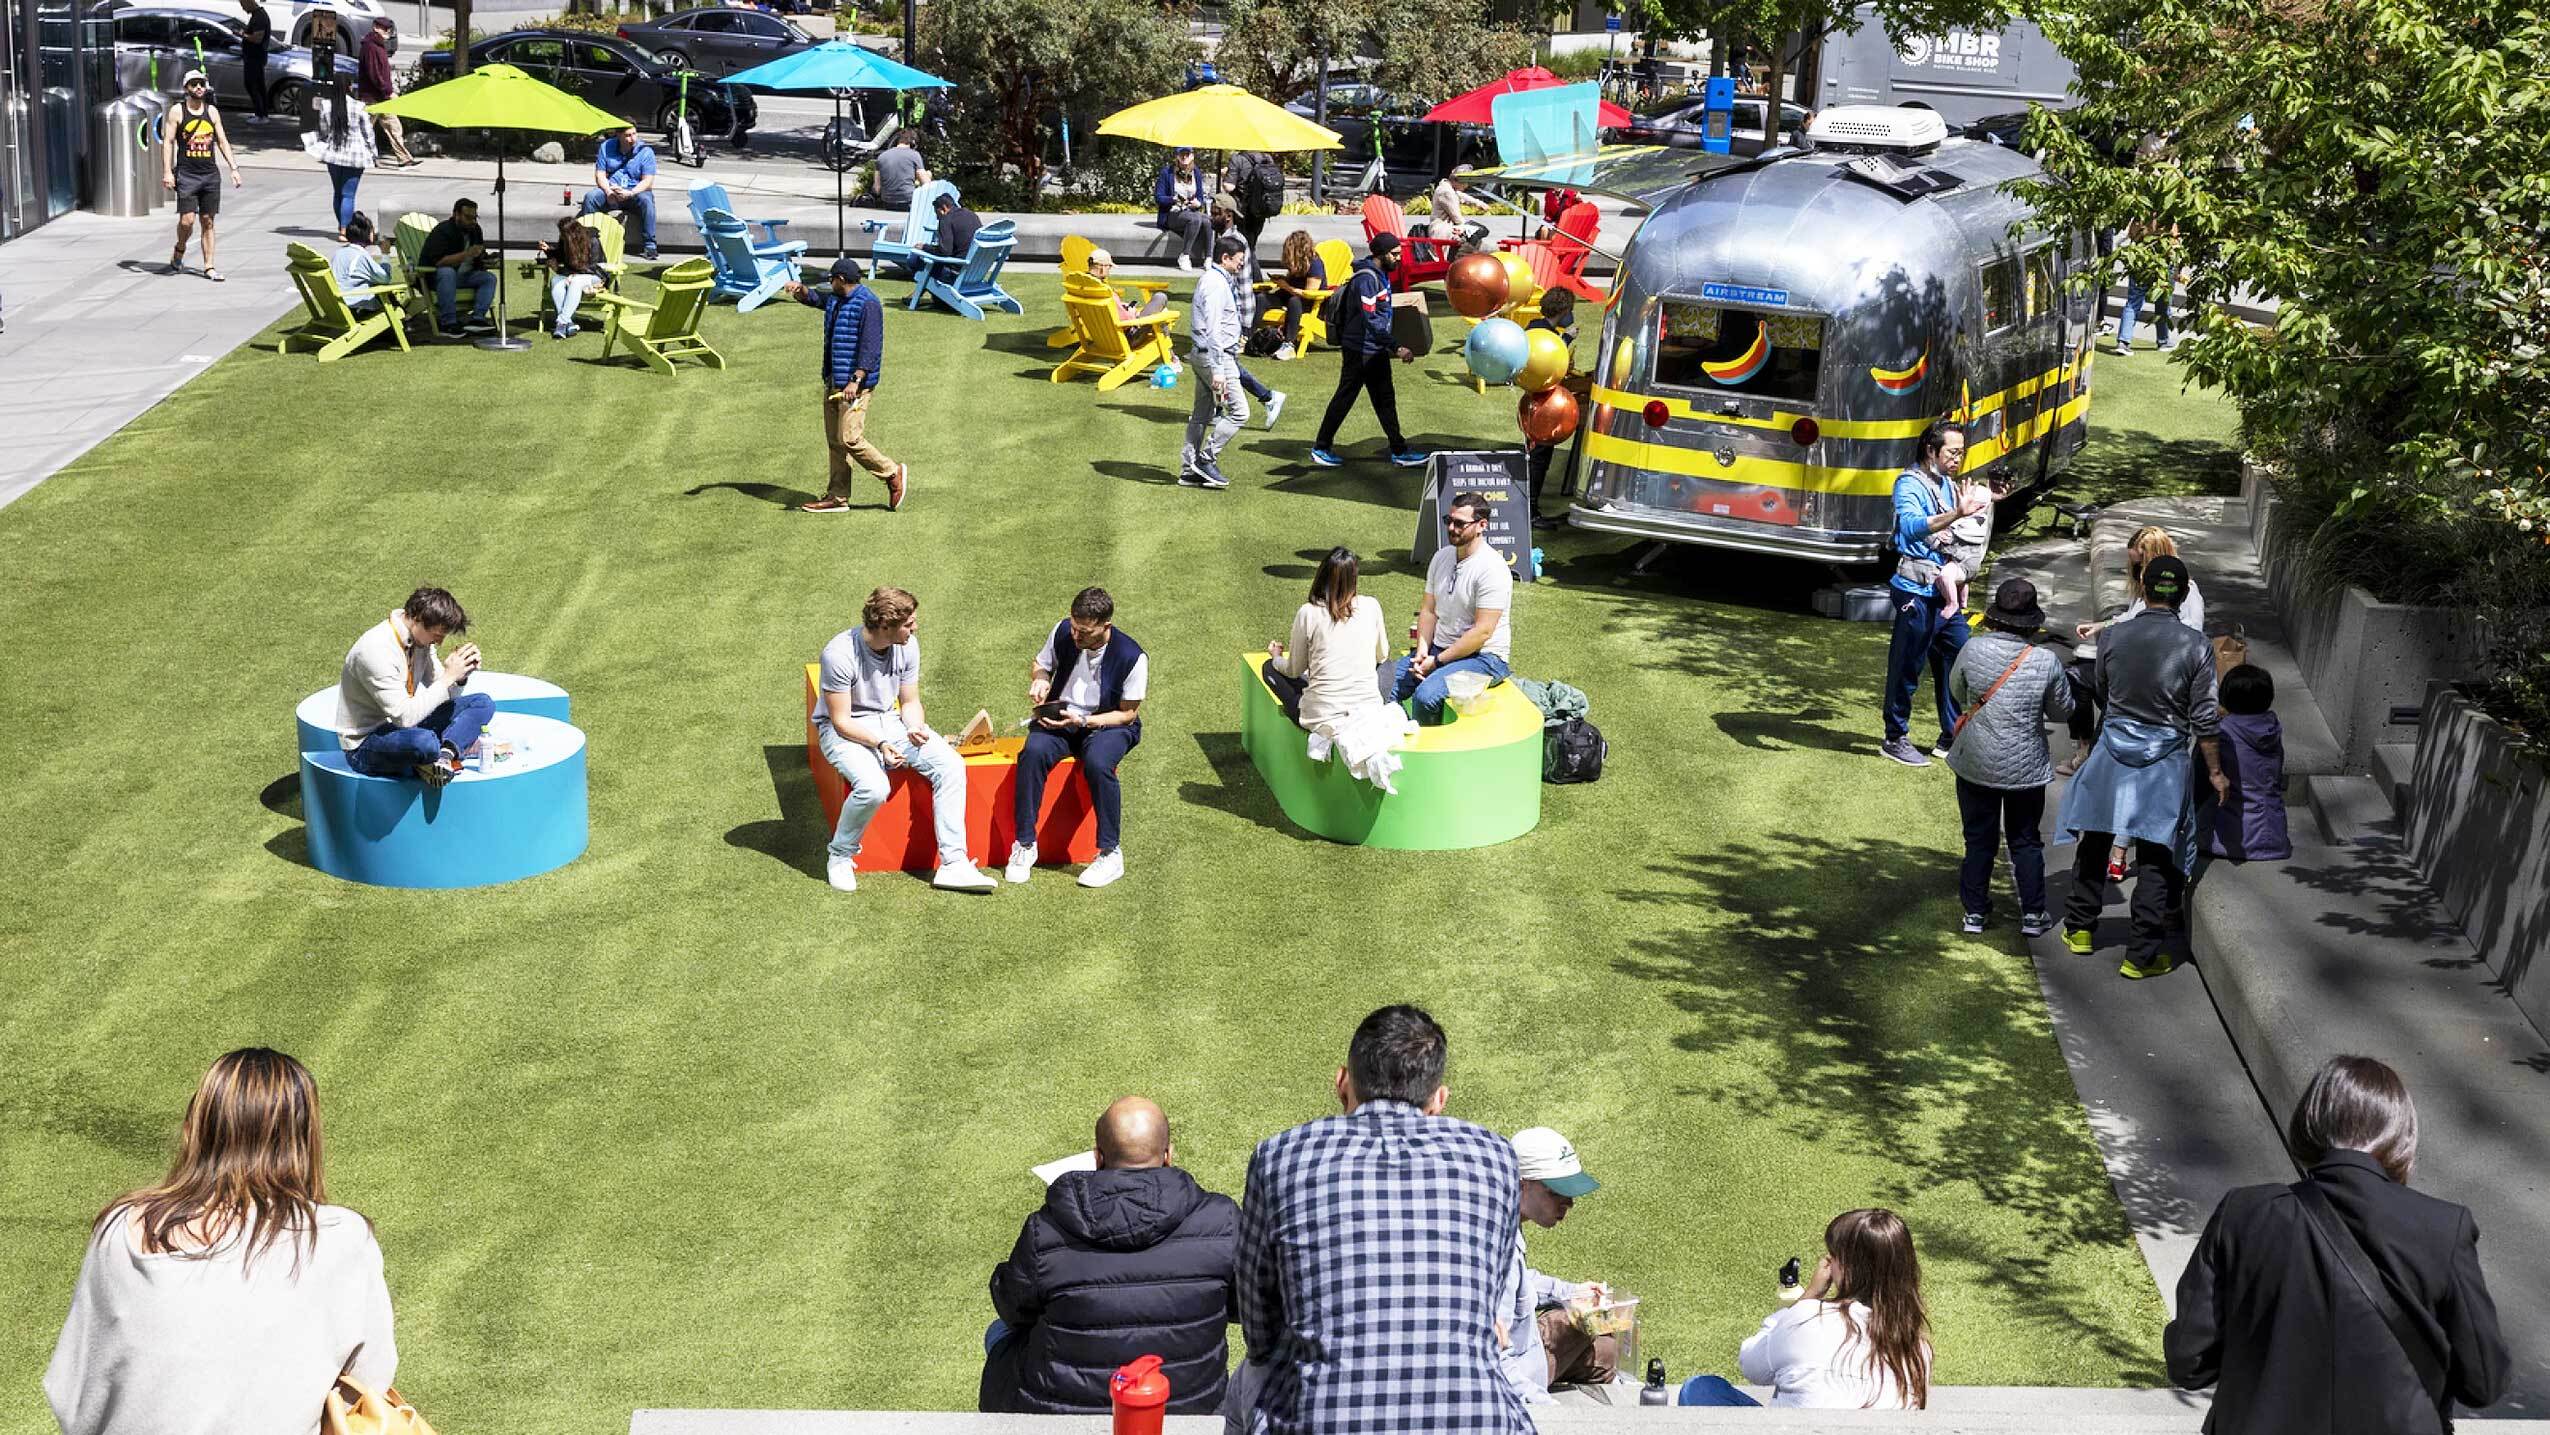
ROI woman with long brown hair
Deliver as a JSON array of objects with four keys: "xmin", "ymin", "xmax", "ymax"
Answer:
[
  {"xmin": 46, "ymin": 1049, "xmax": 397, "ymax": 1435},
  {"xmin": 1267, "ymin": 545, "xmax": 1392, "ymax": 732},
  {"xmin": 1681, "ymin": 1208, "xmax": 1932, "ymax": 1407},
  {"xmin": 1267, "ymin": 229, "xmax": 1325, "ymax": 359}
]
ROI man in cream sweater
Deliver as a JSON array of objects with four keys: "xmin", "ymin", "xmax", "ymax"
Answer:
[{"xmin": 335, "ymin": 586, "xmax": 491, "ymax": 787}]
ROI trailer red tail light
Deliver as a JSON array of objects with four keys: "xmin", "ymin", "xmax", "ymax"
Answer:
[
  {"xmin": 1790, "ymin": 417, "xmax": 1820, "ymax": 446},
  {"xmin": 1643, "ymin": 400, "xmax": 1670, "ymax": 428}
]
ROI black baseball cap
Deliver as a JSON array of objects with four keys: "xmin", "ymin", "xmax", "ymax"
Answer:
[
  {"xmin": 2142, "ymin": 554, "xmax": 2191, "ymax": 604},
  {"xmin": 1368, "ymin": 233, "xmax": 1401, "ymax": 259},
  {"xmin": 828, "ymin": 257, "xmax": 865, "ymax": 283}
]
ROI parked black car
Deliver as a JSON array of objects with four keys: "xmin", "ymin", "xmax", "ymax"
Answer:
[
  {"xmin": 613, "ymin": 7, "xmax": 816, "ymax": 78},
  {"xmin": 415, "ymin": 30, "xmax": 757, "ymax": 139},
  {"xmin": 1616, "ymin": 95, "xmax": 1811, "ymax": 156},
  {"xmin": 1282, "ymin": 80, "xmax": 1487, "ymax": 188}
]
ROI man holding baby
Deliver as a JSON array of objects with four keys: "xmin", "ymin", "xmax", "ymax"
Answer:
[{"xmin": 1879, "ymin": 421, "xmax": 1992, "ymax": 768}]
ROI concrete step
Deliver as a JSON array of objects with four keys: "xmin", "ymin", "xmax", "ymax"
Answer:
[
  {"xmin": 2189, "ymin": 828, "xmax": 2550, "ymax": 1413},
  {"xmin": 2307, "ymin": 772, "xmax": 2397, "ymax": 847},
  {"xmin": 2372, "ymin": 740, "xmax": 2418, "ymax": 814}
]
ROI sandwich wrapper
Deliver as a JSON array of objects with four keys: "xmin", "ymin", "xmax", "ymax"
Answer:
[{"xmin": 1033, "ymin": 1149, "xmax": 1098, "ymax": 1185}]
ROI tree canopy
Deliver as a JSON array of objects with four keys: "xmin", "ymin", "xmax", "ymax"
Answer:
[
  {"xmin": 1213, "ymin": 0, "xmax": 1536, "ymax": 107},
  {"xmin": 918, "ymin": 0, "xmax": 1193, "ymax": 194}
]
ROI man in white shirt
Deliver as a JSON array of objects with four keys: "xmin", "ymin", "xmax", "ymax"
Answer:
[
  {"xmin": 334, "ymin": 586, "xmax": 492, "ymax": 788},
  {"xmin": 1178, "ymin": 233, "xmax": 1251, "ymax": 490},
  {"xmin": 1393, "ymin": 491, "xmax": 1514, "ymax": 723},
  {"xmin": 813, "ymin": 585, "xmax": 999, "ymax": 895},
  {"xmin": 1006, "ymin": 587, "xmax": 1145, "ymax": 890}
]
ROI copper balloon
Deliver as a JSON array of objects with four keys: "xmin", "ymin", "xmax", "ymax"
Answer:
[
  {"xmin": 1445, "ymin": 252, "xmax": 1511, "ymax": 320},
  {"xmin": 1518, "ymin": 385, "xmax": 1581, "ymax": 445}
]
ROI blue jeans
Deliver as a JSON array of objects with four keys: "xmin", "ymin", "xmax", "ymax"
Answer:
[
  {"xmin": 581, "ymin": 188, "xmax": 656, "ymax": 249},
  {"xmin": 1017, "ymin": 721, "xmax": 1140, "ymax": 855},
  {"xmin": 2118, "ymin": 273, "xmax": 2172, "ymax": 349},
  {"xmin": 983, "ymin": 1318, "xmax": 1012, "ymax": 1355},
  {"xmin": 1677, "ymin": 1375, "xmax": 1761, "ymax": 1406},
  {"xmin": 432, "ymin": 265, "xmax": 496, "ymax": 328},
  {"xmin": 1881, "ymin": 589, "xmax": 1967, "ymax": 742},
  {"xmin": 816, "ymin": 714, "xmax": 972, "ymax": 868},
  {"xmin": 1391, "ymin": 646, "xmax": 1511, "ymax": 725},
  {"xmin": 326, "ymin": 164, "xmax": 363, "ymax": 231},
  {"xmin": 346, "ymin": 692, "xmax": 495, "ymax": 777}
]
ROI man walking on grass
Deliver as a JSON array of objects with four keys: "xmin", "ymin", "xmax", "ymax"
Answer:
[
  {"xmin": 785, "ymin": 257, "xmax": 908, "ymax": 515},
  {"xmin": 1178, "ymin": 233, "xmax": 1250, "ymax": 490},
  {"xmin": 1309, "ymin": 233, "xmax": 1426, "ymax": 469}
]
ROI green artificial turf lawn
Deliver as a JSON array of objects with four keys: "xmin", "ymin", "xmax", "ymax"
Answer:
[{"xmin": 0, "ymin": 272, "xmax": 2235, "ymax": 1433}]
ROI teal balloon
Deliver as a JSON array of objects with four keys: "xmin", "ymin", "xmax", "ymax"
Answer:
[{"xmin": 1465, "ymin": 318, "xmax": 1531, "ymax": 385}]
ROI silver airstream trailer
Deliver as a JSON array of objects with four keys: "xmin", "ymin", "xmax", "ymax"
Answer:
[{"xmin": 1558, "ymin": 106, "xmax": 2097, "ymax": 562}]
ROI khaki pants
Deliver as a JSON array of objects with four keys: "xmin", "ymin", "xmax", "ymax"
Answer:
[
  {"xmin": 1539, "ymin": 1306, "xmax": 1619, "ymax": 1389},
  {"xmin": 822, "ymin": 386, "xmax": 897, "ymax": 500}
]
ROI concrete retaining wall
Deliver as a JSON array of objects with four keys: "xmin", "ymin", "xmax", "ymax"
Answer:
[
  {"xmin": 2405, "ymin": 688, "xmax": 2550, "ymax": 1035},
  {"xmin": 2240, "ymin": 463, "xmax": 2484, "ymax": 768}
]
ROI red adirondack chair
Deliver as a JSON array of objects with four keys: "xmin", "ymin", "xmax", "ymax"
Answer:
[
  {"xmin": 1501, "ymin": 199, "xmax": 1608, "ymax": 306},
  {"xmin": 1360, "ymin": 193, "xmax": 1460, "ymax": 288}
]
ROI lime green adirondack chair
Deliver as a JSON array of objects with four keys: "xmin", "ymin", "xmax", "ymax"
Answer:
[
  {"xmin": 589, "ymin": 259, "xmax": 723, "ymax": 377},
  {"xmin": 537, "ymin": 211, "xmax": 631, "ymax": 329},
  {"xmin": 391, "ymin": 212, "xmax": 446, "ymax": 339},
  {"xmin": 281, "ymin": 242, "xmax": 412, "ymax": 362}
]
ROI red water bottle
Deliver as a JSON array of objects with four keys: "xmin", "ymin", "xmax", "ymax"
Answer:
[{"xmin": 1110, "ymin": 1354, "xmax": 1170, "ymax": 1435}]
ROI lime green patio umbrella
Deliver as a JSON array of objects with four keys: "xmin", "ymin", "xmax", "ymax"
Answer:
[{"xmin": 370, "ymin": 64, "xmax": 628, "ymax": 352}]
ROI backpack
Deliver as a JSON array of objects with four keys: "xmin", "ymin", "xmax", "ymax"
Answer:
[
  {"xmin": 1243, "ymin": 324, "xmax": 1286, "ymax": 358},
  {"xmin": 1240, "ymin": 154, "xmax": 1285, "ymax": 221},
  {"xmin": 1544, "ymin": 717, "xmax": 1607, "ymax": 783}
]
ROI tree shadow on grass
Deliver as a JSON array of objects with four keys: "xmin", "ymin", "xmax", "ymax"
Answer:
[
  {"xmin": 2001, "ymin": 426, "xmax": 2242, "ymax": 542},
  {"xmin": 685, "ymin": 479, "xmax": 820, "ymax": 508},
  {"xmin": 1613, "ymin": 831, "xmax": 2167, "ymax": 1381},
  {"xmin": 1175, "ymin": 730, "xmax": 1319, "ymax": 841},
  {"xmin": 725, "ymin": 744, "xmax": 828, "ymax": 878}
]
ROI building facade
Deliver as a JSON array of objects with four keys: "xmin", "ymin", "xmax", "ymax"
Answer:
[{"xmin": 1, "ymin": 0, "xmax": 108, "ymax": 242}]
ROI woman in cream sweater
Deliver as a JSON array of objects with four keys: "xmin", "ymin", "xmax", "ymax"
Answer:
[{"xmin": 1269, "ymin": 546, "xmax": 1392, "ymax": 731}]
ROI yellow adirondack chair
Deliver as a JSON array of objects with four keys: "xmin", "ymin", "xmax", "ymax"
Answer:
[
  {"xmin": 588, "ymin": 259, "xmax": 725, "ymax": 377},
  {"xmin": 1048, "ymin": 233, "xmax": 1175, "ymax": 347},
  {"xmin": 1051, "ymin": 271, "xmax": 1178, "ymax": 392},
  {"xmin": 281, "ymin": 241, "xmax": 412, "ymax": 362},
  {"xmin": 1254, "ymin": 237, "xmax": 1354, "ymax": 358},
  {"xmin": 537, "ymin": 211, "xmax": 630, "ymax": 329},
  {"xmin": 390, "ymin": 212, "xmax": 446, "ymax": 339}
]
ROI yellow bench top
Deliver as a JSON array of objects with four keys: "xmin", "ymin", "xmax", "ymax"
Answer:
[{"xmin": 1240, "ymin": 652, "xmax": 1542, "ymax": 754}]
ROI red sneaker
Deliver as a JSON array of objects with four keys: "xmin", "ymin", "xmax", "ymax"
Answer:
[
  {"xmin": 797, "ymin": 496, "xmax": 853, "ymax": 514},
  {"xmin": 887, "ymin": 463, "xmax": 908, "ymax": 511}
]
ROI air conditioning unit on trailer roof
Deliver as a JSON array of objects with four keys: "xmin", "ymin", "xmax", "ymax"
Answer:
[{"xmin": 1806, "ymin": 105, "xmax": 1951, "ymax": 152}]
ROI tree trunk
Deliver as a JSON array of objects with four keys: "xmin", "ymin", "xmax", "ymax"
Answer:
[{"xmin": 453, "ymin": 0, "xmax": 472, "ymax": 72}]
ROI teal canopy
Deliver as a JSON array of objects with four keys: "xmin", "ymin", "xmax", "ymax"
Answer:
[{"xmin": 723, "ymin": 41, "xmax": 953, "ymax": 92}]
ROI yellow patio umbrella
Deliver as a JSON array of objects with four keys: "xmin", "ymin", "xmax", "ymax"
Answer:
[
  {"xmin": 370, "ymin": 65, "xmax": 630, "ymax": 352},
  {"xmin": 1096, "ymin": 84, "xmax": 1343, "ymax": 152}
]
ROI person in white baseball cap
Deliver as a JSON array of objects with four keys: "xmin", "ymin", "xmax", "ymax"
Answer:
[{"xmin": 1497, "ymin": 1127, "xmax": 1616, "ymax": 1403}]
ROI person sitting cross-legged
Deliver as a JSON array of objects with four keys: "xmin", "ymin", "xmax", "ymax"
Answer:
[
  {"xmin": 1005, "ymin": 586, "xmax": 1144, "ymax": 890},
  {"xmin": 811, "ymin": 585, "xmax": 998, "ymax": 894},
  {"xmin": 1392, "ymin": 491, "xmax": 1512, "ymax": 724},
  {"xmin": 333, "ymin": 585, "xmax": 493, "ymax": 789},
  {"xmin": 979, "ymin": 1096, "xmax": 1239, "ymax": 1415}
]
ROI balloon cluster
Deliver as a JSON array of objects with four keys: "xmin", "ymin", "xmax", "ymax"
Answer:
[{"xmin": 1447, "ymin": 251, "xmax": 1579, "ymax": 445}]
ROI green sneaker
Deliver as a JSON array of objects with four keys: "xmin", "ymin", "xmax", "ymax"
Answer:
[
  {"xmin": 2062, "ymin": 927, "xmax": 2095, "ymax": 955},
  {"xmin": 2118, "ymin": 954, "xmax": 2177, "ymax": 981}
]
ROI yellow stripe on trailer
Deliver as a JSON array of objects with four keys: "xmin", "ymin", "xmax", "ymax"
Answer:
[
  {"xmin": 1589, "ymin": 385, "xmax": 1930, "ymax": 441},
  {"xmin": 1585, "ymin": 431, "xmax": 1902, "ymax": 496}
]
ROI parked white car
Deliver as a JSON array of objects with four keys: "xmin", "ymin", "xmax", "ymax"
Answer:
[{"xmin": 92, "ymin": 0, "xmax": 398, "ymax": 51}]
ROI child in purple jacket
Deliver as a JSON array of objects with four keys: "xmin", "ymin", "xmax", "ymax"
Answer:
[{"xmin": 2207, "ymin": 664, "xmax": 2290, "ymax": 860}]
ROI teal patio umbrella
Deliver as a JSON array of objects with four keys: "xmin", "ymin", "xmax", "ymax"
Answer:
[{"xmin": 724, "ymin": 41, "xmax": 955, "ymax": 252}]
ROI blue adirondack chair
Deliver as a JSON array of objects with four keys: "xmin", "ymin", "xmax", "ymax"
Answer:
[
  {"xmin": 870, "ymin": 178, "xmax": 956, "ymax": 275},
  {"xmin": 910, "ymin": 218, "xmax": 1024, "ymax": 320},
  {"xmin": 700, "ymin": 208, "xmax": 805, "ymax": 311},
  {"xmin": 686, "ymin": 183, "xmax": 789, "ymax": 247}
]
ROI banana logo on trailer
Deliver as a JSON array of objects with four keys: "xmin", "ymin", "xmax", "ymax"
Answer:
[
  {"xmin": 1869, "ymin": 349, "xmax": 1928, "ymax": 395},
  {"xmin": 1702, "ymin": 321, "xmax": 1769, "ymax": 385}
]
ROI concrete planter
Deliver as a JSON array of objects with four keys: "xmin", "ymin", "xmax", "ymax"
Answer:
[
  {"xmin": 2404, "ymin": 688, "xmax": 2550, "ymax": 1035},
  {"xmin": 2240, "ymin": 461, "xmax": 2484, "ymax": 768}
]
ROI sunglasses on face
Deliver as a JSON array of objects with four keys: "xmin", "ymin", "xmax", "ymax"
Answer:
[{"xmin": 1445, "ymin": 514, "xmax": 1483, "ymax": 529}]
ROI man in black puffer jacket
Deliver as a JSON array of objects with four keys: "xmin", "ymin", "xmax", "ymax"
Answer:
[{"xmin": 980, "ymin": 1097, "xmax": 1239, "ymax": 1415}]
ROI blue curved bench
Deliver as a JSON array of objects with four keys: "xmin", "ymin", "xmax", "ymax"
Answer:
[
  {"xmin": 295, "ymin": 671, "xmax": 571, "ymax": 754},
  {"xmin": 300, "ymin": 712, "xmax": 589, "ymax": 889}
]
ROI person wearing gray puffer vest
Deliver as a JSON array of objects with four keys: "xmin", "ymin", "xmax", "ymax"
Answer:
[{"xmin": 1943, "ymin": 578, "xmax": 2074, "ymax": 935}]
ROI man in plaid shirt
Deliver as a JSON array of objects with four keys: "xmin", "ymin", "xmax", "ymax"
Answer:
[{"xmin": 1231, "ymin": 1006, "xmax": 1533, "ymax": 1435}]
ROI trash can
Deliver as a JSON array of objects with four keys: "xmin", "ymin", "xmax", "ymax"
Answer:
[
  {"xmin": 131, "ymin": 89, "xmax": 173, "ymax": 208},
  {"xmin": 85, "ymin": 93, "xmax": 155, "ymax": 217}
]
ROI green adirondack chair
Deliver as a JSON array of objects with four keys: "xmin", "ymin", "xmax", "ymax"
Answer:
[
  {"xmin": 391, "ymin": 213, "xmax": 446, "ymax": 339},
  {"xmin": 281, "ymin": 242, "xmax": 413, "ymax": 362},
  {"xmin": 536, "ymin": 211, "xmax": 631, "ymax": 329},
  {"xmin": 589, "ymin": 259, "xmax": 724, "ymax": 377}
]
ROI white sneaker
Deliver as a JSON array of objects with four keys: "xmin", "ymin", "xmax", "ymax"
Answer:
[
  {"xmin": 1175, "ymin": 254, "xmax": 1194, "ymax": 272},
  {"xmin": 1004, "ymin": 842, "xmax": 1038, "ymax": 885},
  {"xmin": 826, "ymin": 856, "xmax": 858, "ymax": 892},
  {"xmin": 1263, "ymin": 390, "xmax": 1287, "ymax": 429},
  {"xmin": 933, "ymin": 859, "xmax": 998, "ymax": 893},
  {"xmin": 1077, "ymin": 848, "xmax": 1125, "ymax": 889},
  {"xmin": 1275, "ymin": 343, "xmax": 1296, "ymax": 361}
]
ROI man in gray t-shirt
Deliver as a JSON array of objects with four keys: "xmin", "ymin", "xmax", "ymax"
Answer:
[
  {"xmin": 871, "ymin": 133, "xmax": 928, "ymax": 213},
  {"xmin": 813, "ymin": 585, "xmax": 996, "ymax": 894},
  {"xmin": 1391, "ymin": 490, "xmax": 1515, "ymax": 723}
]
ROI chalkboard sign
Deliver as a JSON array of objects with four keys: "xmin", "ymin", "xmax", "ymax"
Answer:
[{"xmin": 1412, "ymin": 451, "xmax": 1539, "ymax": 582}]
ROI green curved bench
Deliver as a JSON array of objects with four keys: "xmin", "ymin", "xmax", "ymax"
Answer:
[{"xmin": 1238, "ymin": 652, "xmax": 1541, "ymax": 850}]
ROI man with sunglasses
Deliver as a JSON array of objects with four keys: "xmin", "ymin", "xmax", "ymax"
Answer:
[
  {"xmin": 1007, "ymin": 588, "xmax": 1145, "ymax": 889},
  {"xmin": 1393, "ymin": 492, "xmax": 1512, "ymax": 724},
  {"xmin": 161, "ymin": 70, "xmax": 242, "ymax": 281}
]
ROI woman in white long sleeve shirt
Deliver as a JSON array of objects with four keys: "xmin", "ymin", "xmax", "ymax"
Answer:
[
  {"xmin": 1268, "ymin": 546, "xmax": 1392, "ymax": 731},
  {"xmin": 1682, "ymin": 1208, "xmax": 1932, "ymax": 1409},
  {"xmin": 46, "ymin": 1049, "xmax": 397, "ymax": 1435}
]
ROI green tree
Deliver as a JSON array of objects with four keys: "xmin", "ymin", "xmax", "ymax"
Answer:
[
  {"xmin": 2020, "ymin": 0, "xmax": 2550, "ymax": 739},
  {"xmin": 1214, "ymin": 0, "xmax": 1535, "ymax": 107},
  {"xmin": 918, "ymin": 0, "xmax": 1193, "ymax": 195},
  {"xmin": 1610, "ymin": 0, "xmax": 2013, "ymax": 145}
]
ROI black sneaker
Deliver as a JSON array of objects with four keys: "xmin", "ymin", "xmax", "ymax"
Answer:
[
  {"xmin": 1961, "ymin": 911, "xmax": 1988, "ymax": 934},
  {"xmin": 641, "ymin": 245, "xmax": 660, "ymax": 261},
  {"xmin": 2020, "ymin": 910, "xmax": 2058, "ymax": 937},
  {"xmin": 1531, "ymin": 513, "xmax": 1563, "ymax": 531},
  {"xmin": 1879, "ymin": 736, "xmax": 1931, "ymax": 767},
  {"xmin": 414, "ymin": 759, "xmax": 453, "ymax": 789}
]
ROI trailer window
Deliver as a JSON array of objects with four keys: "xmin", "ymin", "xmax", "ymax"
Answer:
[
  {"xmin": 1653, "ymin": 301, "xmax": 1823, "ymax": 404},
  {"xmin": 2023, "ymin": 247, "xmax": 2058, "ymax": 322},
  {"xmin": 1979, "ymin": 257, "xmax": 2019, "ymax": 333}
]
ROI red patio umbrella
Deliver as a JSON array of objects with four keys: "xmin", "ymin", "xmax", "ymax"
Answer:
[{"xmin": 1421, "ymin": 67, "xmax": 1635, "ymax": 128}]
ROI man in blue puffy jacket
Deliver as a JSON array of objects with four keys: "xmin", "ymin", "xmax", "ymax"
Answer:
[
  {"xmin": 1310, "ymin": 234, "xmax": 1427, "ymax": 468},
  {"xmin": 784, "ymin": 257, "xmax": 907, "ymax": 514}
]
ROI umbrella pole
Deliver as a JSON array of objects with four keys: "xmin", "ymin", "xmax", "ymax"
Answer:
[
  {"xmin": 476, "ymin": 149, "xmax": 531, "ymax": 352},
  {"xmin": 836, "ymin": 93, "xmax": 846, "ymax": 255}
]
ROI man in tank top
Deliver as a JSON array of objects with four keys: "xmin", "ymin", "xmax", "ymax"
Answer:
[{"xmin": 161, "ymin": 70, "xmax": 243, "ymax": 281}]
